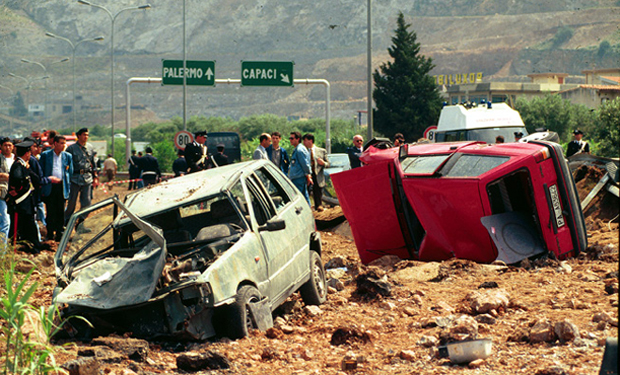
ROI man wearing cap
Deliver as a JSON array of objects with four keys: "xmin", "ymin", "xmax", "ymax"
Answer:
[
  {"xmin": 566, "ymin": 130, "xmax": 590, "ymax": 158},
  {"xmin": 514, "ymin": 132, "xmax": 524, "ymax": 142},
  {"xmin": 6, "ymin": 140, "xmax": 42, "ymax": 253},
  {"xmin": 185, "ymin": 131, "xmax": 208, "ymax": 173},
  {"xmin": 40, "ymin": 135, "xmax": 72, "ymax": 242},
  {"xmin": 127, "ymin": 150, "xmax": 140, "ymax": 189},
  {"xmin": 212, "ymin": 144, "xmax": 229, "ymax": 167},
  {"xmin": 0, "ymin": 137, "xmax": 15, "ymax": 243},
  {"xmin": 24, "ymin": 137, "xmax": 49, "ymax": 241},
  {"xmin": 138, "ymin": 147, "xmax": 161, "ymax": 187},
  {"xmin": 64, "ymin": 127, "xmax": 98, "ymax": 226}
]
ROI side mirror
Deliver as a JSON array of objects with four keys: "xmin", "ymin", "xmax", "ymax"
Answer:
[{"xmin": 259, "ymin": 218, "xmax": 286, "ymax": 232}]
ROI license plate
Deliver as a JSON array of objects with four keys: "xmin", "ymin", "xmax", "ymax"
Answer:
[{"xmin": 549, "ymin": 184, "xmax": 565, "ymax": 228}]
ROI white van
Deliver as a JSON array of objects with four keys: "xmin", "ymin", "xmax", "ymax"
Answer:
[{"xmin": 432, "ymin": 102, "xmax": 528, "ymax": 144}]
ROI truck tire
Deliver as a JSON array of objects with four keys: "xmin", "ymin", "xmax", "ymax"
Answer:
[
  {"xmin": 299, "ymin": 251, "xmax": 327, "ymax": 305},
  {"xmin": 218, "ymin": 285, "xmax": 261, "ymax": 339}
]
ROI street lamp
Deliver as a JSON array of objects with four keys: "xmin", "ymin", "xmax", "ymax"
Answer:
[
  {"xmin": 366, "ymin": 0, "xmax": 373, "ymax": 141},
  {"xmin": 0, "ymin": 84, "xmax": 16, "ymax": 132},
  {"xmin": 77, "ymin": 0, "xmax": 151, "ymax": 156},
  {"xmin": 45, "ymin": 32, "xmax": 104, "ymax": 131},
  {"xmin": 21, "ymin": 58, "xmax": 69, "ymax": 124}
]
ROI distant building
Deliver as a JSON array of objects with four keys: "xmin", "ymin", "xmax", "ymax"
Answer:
[{"xmin": 440, "ymin": 69, "xmax": 618, "ymax": 109}]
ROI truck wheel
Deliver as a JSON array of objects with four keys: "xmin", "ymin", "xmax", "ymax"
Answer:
[
  {"xmin": 299, "ymin": 251, "xmax": 327, "ymax": 305},
  {"xmin": 222, "ymin": 285, "xmax": 261, "ymax": 339}
]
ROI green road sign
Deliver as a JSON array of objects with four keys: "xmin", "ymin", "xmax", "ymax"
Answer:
[
  {"xmin": 162, "ymin": 60, "xmax": 215, "ymax": 86},
  {"xmin": 241, "ymin": 61, "xmax": 294, "ymax": 87}
]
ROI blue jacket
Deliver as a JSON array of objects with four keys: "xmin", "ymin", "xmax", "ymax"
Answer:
[
  {"xmin": 288, "ymin": 143, "xmax": 311, "ymax": 180},
  {"xmin": 39, "ymin": 150, "xmax": 73, "ymax": 199},
  {"xmin": 265, "ymin": 144, "xmax": 290, "ymax": 174}
]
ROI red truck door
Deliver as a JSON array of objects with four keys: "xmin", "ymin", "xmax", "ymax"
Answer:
[{"xmin": 331, "ymin": 161, "xmax": 410, "ymax": 264}]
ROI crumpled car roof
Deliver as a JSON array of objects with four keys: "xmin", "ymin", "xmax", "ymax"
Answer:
[{"xmin": 123, "ymin": 161, "xmax": 251, "ymax": 216}]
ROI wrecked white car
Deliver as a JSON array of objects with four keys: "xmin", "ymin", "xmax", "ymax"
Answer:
[{"xmin": 53, "ymin": 160, "xmax": 326, "ymax": 340}]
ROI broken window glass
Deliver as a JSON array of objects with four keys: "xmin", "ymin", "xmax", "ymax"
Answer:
[{"xmin": 444, "ymin": 154, "xmax": 509, "ymax": 177}]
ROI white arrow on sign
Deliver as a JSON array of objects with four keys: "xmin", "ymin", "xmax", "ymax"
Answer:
[
  {"xmin": 205, "ymin": 67, "xmax": 214, "ymax": 80},
  {"xmin": 280, "ymin": 74, "xmax": 290, "ymax": 84}
]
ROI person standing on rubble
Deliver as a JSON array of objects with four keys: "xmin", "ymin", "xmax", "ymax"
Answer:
[{"xmin": 566, "ymin": 129, "xmax": 590, "ymax": 158}]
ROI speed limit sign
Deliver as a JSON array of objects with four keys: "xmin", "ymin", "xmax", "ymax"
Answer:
[
  {"xmin": 423, "ymin": 126, "xmax": 437, "ymax": 141},
  {"xmin": 174, "ymin": 131, "xmax": 194, "ymax": 150}
]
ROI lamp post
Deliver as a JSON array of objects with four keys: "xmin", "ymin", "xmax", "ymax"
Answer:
[
  {"xmin": 366, "ymin": 0, "xmax": 373, "ymax": 141},
  {"xmin": 45, "ymin": 32, "xmax": 104, "ymax": 131},
  {"xmin": 77, "ymin": 0, "xmax": 151, "ymax": 157},
  {"xmin": 0, "ymin": 84, "xmax": 15, "ymax": 132},
  {"xmin": 21, "ymin": 58, "xmax": 69, "ymax": 124}
]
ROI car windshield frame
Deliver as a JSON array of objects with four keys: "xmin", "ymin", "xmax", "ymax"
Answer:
[{"xmin": 440, "ymin": 153, "xmax": 511, "ymax": 178}]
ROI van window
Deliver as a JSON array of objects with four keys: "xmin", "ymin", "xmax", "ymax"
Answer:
[{"xmin": 443, "ymin": 154, "xmax": 510, "ymax": 177}]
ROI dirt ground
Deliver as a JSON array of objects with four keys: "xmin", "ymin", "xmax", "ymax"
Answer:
[{"xmin": 5, "ymin": 166, "xmax": 619, "ymax": 375}]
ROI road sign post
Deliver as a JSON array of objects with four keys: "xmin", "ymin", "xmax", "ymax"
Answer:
[
  {"xmin": 174, "ymin": 130, "xmax": 194, "ymax": 150},
  {"xmin": 241, "ymin": 61, "xmax": 294, "ymax": 87},
  {"xmin": 162, "ymin": 60, "xmax": 215, "ymax": 86}
]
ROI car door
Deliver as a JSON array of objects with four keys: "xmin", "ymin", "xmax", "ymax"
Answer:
[
  {"xmin": 331, "ymin": 161, "xmax": 411, "ymax": 264},
  {"xmin": 242, "ymin": 169, "xmax": 303, "ymax": 306}
]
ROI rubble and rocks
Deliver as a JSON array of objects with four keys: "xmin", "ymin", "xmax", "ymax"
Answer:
[
  {"xmin": 530, "ymin": 320, "xmax": 557, "ymax": 343},
  {"xmin": 90, "ymin": 337, "xmax": 150, "ymax": 362},
  {"xmin": 466, "ymin": 289, "xmax": 510, "ymax": 315},
  {"xmin": 176, "ymin": 351, "xmax": 231, "ymax": 371},
  {"xmin": 353, "ymin": 268, "xmax": 392, "ymax": 298},
  {"xmin": 61, "ymin": 357, "xmax": 100, "ymax": 375},
  {"xmin": 330, "ymin": 327, "xmax": 372, "ymax": 346}
]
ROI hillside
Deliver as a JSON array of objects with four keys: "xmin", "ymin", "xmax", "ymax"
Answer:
[{"xmin": 0, "ymin": 0, "xmax": 619, "ymax": 132}]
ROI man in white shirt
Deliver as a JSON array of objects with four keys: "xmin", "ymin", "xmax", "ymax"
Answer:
[
  {"xmin": 0, "ymin": 137, "xmax": 15, "ymax": 243},
  {"xmin": 253, "ymin": 133, "xmax": 271, "ymax": 160}
]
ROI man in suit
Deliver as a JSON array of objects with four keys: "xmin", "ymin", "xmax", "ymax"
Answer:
[
  {"xmin": 302, "ymin": 133, "xmax": 330, "ymax": 212},
  {"xmin": 184, "ymin": 130, "xmax": 208, "ymax": 173},
  {"xmin": 253, "ymin": 133, "xmax": 271, "ymax": 160},
  {"xmin": 6, "ymin": 140, "xmax": 41, "ymax": 253},
  {"xmin": 266, "ymin": 131, "xmax": 290, "ymax": 174},
  {"xmin": 346, "ymin": 134, "xmax": 364, "ymax": 169},
  {"xmin": 39, "ymin": 135, "xmax": 73, "ymax": 241},
  {"xmin": 212, "ymin": 144, "xmax": 229, "ymax": 167},
  {"xmin": 138, "ymin": 147, "xmax": 161, "ymax": 187}
]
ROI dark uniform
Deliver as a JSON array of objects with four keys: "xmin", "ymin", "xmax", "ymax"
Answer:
[
  {"xmin": 184, "ymin": 131, "xmax": 208, "ymax": 173},
  {"xmin": 138, "ymin": 150, "xmax": 161, "ymax": 187},
  {"xmin": 127, "ymin": 152, "xmax": 140, "ymax": 190},
  {"xmin": 566, "ymin": 140, "xmax": 589, "ymax": 158},
  {"xmin": 212, "ymin": 144, "xmax": 229, "ymax": 167},
  {"xmin": 6, "ymin": 142, "xmax": 41, "ymax": 252},
  {"xmin": 172, "ymin": 155, "xmax": 189, "ymax": 177}
]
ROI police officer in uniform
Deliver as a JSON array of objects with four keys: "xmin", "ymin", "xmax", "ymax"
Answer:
[
  {"xmin": 184, "ymin": 131, "xmax": 208, "ymax": 173},
  {"xmin": 6, "ymin": 140, "xmax": 42, "ymax": 253},
  {"xmin": 566, "ymin": 129, "xmax": 590, "ymax": 158},
  {"xmin": 212, "ymin": 143, "xmax": 229, "ymax": 167}
]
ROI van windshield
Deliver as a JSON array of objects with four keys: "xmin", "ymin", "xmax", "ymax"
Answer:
[
  {"xmin": 466, "ymin": 127, "xmax": 528, "ymax": 144},
  {"xmin": 436, "ymin": 127, "xmax": 528, "ymax": 144}
]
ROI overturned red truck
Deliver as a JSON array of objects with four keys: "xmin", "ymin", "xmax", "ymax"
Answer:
[{"xmin": 332, "ymin": 140, "xmax": 587, "ymax": 264}]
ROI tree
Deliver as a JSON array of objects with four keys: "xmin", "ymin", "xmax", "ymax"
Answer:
[
  {"xmin": 515, "ymin": 94, "xmax": 595, "ymax": 141},
  {"xmin": 592, "ymin": 98, "xmax": 620, "ymax": 158},
  {"xmin": 372, "ymin": 12, "xmax": 442, "ymax": 141}
]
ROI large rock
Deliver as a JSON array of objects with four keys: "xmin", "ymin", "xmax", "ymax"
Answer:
[
  {"xmin": 61, "ymin": 357, "xmax": 99, "ymax": 375},
  {"xmin": 554, "ymin": 320, "xmax": 580, "ymax": 343},
  {"xmin": 530, "ymin": 320, "xmax": 557, "ymax": 343},
  {"xmin": 466, "ymin": 289, "xmax": 510, "ymax": 314}
]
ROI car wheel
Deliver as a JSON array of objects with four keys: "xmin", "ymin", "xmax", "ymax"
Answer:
[
  {"xmin": 221, "ymin": 285, "xmax": 262, "ymax": 339},
  {"xmin": 299, "ymin": 251, "xmax": 327, "ymax": 305}
]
